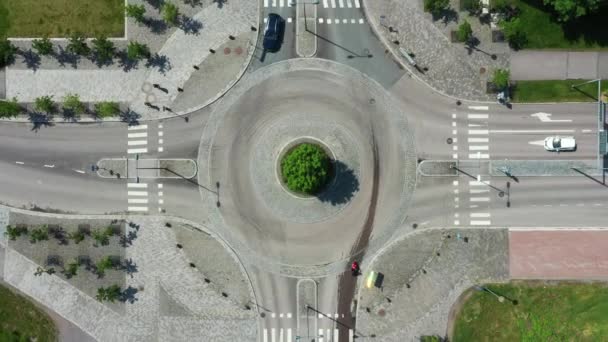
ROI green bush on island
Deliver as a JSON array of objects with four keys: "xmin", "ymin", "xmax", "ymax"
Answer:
[{"xmin": 281, "ymin": 143, "xmax": 331, "ymax": 195}]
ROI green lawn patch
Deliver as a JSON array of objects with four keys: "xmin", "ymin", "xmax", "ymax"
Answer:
[
  {"xmin": 453, "ymin": 282, "xmax": 608, "ymax": 341},
  {"xmin": 0, "ymin": 283, "xmax": 58, "ymax": 341},
  {"xmin": 495, "ymin": 0, "xmax": 608, "ymax": 49},
  {"xmin": 512, "ymin": 79, "xmax": 608, "ymax": 102},
  {"xmin": 0, "ymin": 0, "xmax": 124, "ymax": 38}
]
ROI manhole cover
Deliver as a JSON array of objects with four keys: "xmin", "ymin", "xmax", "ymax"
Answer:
[
  {"xmin": 447, "ymin": 138, "xmax": 453, "ymax": 144},
  {"xmin": 480, "ymin": 67, "xmax": 486, "ymax": 74},
  {"xmin": 224, "ymin": 47, "xmax": 231, "ymax": 55},
  {"xmin": 260, "ymin": 312, "xmax": 266, "ymax": 318},
  {"xmin": 378, "ymin": 309, "xmax": 386, "ymax": 317},
  {"xmin": 235, "ymin": 46, "xmax": 243, "ymax": 55}
]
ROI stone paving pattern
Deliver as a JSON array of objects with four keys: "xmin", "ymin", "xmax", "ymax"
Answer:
[
  {"xmin": 0, "ymin": 206, "xmax": 257, "ymax": 341},
  {"xmin": 356, "ymin": 228, "xmax": 509, "ymax": 340},
  {"xmin": 364, "ymin": 0, "xmax": 509, "ymax": 101}
]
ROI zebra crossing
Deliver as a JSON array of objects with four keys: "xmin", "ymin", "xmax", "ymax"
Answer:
[
  {"xmin": 263, "ymin": 0, "xmax": 360, "ymax": 8},
  {"xmin": 127, "ymin": 182, "xmax": 164, "ymax": 213},
  {"xmin": 127, "ymin": 124, "xmax": 148, "ymax": 154},
  {"xmin": 263, "ymin": 17, "xmax": 366, "ymax": 24},
  {"xmin": 261, "ymin": 311, "xmax": 354, "ymax": 342}
]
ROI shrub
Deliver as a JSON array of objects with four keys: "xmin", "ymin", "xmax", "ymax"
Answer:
[
  {"xmin": 95, "ymin": 256, "xmax": 115, "ymax": 276},
  {"xmin": 125, "ymin": 4, "xmax": 146, "ymax": 23},
  {"xmin": 126, "ymin": 41, "xmax": 150, "ymax": 61},
  {"xmin": 162, "ymin": 2, "xmax": 180, "ymax": 26},
  {"xmin": 5, "ymin": 225, "xmax": 28, "ymax": 240},
  {"xmin": 64, "ymin": 259, "xmax": 80, "ymax": 278},
  {"xmin": 63, "ymin": 93, "xmax": 86, "ymax": 116},
  {"xmin": 66, "ymin": 32, "xmax": 90, "ymax": 56},
  {"xmin": 34, "ymin": 96, "xmax": 56, "ymax": 114},
  {"xmin": 493, "ymin": 68, "xmax": 510, "ymax": 89},
  {"xmin": 457, "ymin": 20, "xmax": 473, "ymax": 43},
  {"xmin": 281, "ymin": 143, "xmax": 331, "ymax": 194},
  {"xmin": 501, "ymin": 17, "xmax": 527, "ymax": 50},
  {"xmin": 92, "ymin": 36, "xmax": 115, "ymax": 64},
  {"xmin": 68, "ymin": 231, "xmax": 86, "ymax": 244},
  {"xmin": 0, "ymin": 39, "xmax": 17, "ymax": 67},
  {"xmin": 424, "ymin": 0, "xmax": 450, "ymax": 15},
  {"xmin": 92, "ymin": 229, "xmax": 110, "ymax": 246},
  {"xmin": 32, "ymin": 37, "xmax": 53, "ymax": 56},
  {"xmin": 94, "ymin": 101, "xmax": 120, "ymax": 118},
  {"xmin": 0, "ymin": 98, "xmax": 22, "ymax": 118},
  {"xmin": 29, "ymin": 227, "xmax": 49, "ymax": 243},
  {"xmin": 96, "ymin": 285, "xmax": 122, "ymax": 302}
]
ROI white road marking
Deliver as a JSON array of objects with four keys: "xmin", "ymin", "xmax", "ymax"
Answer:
[
  {"xmin": 490, "ymin": 129, "xmax": 575, "ymax": 134},
  {"xmin": 359, "ymin": 18, "xmax": 364, "ymax": 23},
  {"xmin": 73, "ymin": 169, "xmax": 85, "ymax": 174},
  {"xmin": 471, "ymin": 197, "xmax": 490, "ymax": 202},
  {"xmin": 349, "ymin": 329, "xmax": 354, "ymax": 342},
  {"xmin": 279, "ymin": 0, "xmax": 284, "ymax": 7},
  {"xmin": 158, "ymin": 138, "xmax": 164, "ymax": 144},
  {"xmin": 264, "ymin": 17, "xmax": 268, "ymax": 23},
  {"xmin": 128, "ymin": 125, "xmax": 147, "ymax": 130},
  {"xmin": 271, "ymin": 313, "xmax": 276, "ymax": 318},
  {"xmin": 319, "ymin": 18, "xmax": 324, "ymax": 23},
  {"xmin": 128, "ymin": 183, "xmax": 147, "ymax": 188},
  {"xmin": 528, "ymin": 140, "xmax": 546, "ymax": 146},
  {"xmin": 453, "ymin": 180, "xmax": 459, "ymax": 185},
  {"xmin": 452, "ymin": 138, "xmax": 458, "ymax": 143},
  {"xmin": 468, "ymin": 123, "xmax": 484, "ymax": 127},
  {"xmin": 334, "ymin": 329, "xmax": 339, "ymax": 341},
  {"xmin": 471, "ymin": 220, "xmax": 491, "ymax": 225},
  {"xmin": 452, "ymin": 129, "xmax": 457, "ymax": 135},
  {"xmin": 159, "ymin": 199, "xmax": 164, "ymax": 204},
  {"xmin": 128, "ymin": 148, "xmax": 148, "ymax": 154},
  {"xmin": 468, "ymin": 129, "xmax": 489, "ymax": 135},
  {"xmin": 128, "ymin": 198, "xmax": 148, "ymax": 204},
  {"xmin": 468, "ymin": 137, "xmax": 488, "ymax": 143},
  {"xmin": 287, "ymin": 17, "xmax": 292, "ymax": 23},
  {"xmin": 467, "ymin": 113, "xmax": 489, "ymax": 119},
  {"xmin": 335, "ymin": 18, "xmax": 339, "ymax": 24},
  {"xmin": 272, "ymin": 0, "xmax": 277, "ymax": 6},
  {"xmin": 452, "ymin": 122, "xmax": 457, "ymax": 127},
  {"xmin": 279, "ymin": 328, "xmax": 283, "ymax": 342},
  {"xmin": 468, "ymin": 105, "xmax": 489, "ymax": 110},
  {"xmin": 127, "ymin": 191, "xmax": 148, "ymax": 196},
  {"xmin": 331, "ymin": 0, "xmax": 336, "ymax": 7},
  {"xmin": 470, "ymin": 189, "xmax": 490, "ymax": 194},
  {"xmin": 158, "ymin": 147, "xmax": 164, "ymax": 152},
  {"xmin": 158, "ymin": 191, "xmax": 163, "ymax": 196},
  {"xmin": 354, "ymin": 0, "xmax": 360, "ymax": 7},
  {"xmin": 327, "ymin": 18, "xmax": 332, "ymax": 24},
  {"xmin": 158, "ymin": 123, "xmax": 163, "ymax": 129},
  {"xmin": 471, "ymin": 213, "xmax": 491, "ymax": 218},
  {"xmin": 452, "ymin": 113, "xmax": 457, "ymax": 119},
  {"xmin": 343, "ymin": 19, "xmax": 347, "ymax": 23},
  {"xmin": 263, "ymin": 329, "xmax": 268, "ymax": 342},
  {"xmin": 264, "ymin": 0, "xmax": 268, "ymax": 6},
  {"xmin": 319, "ymin": 329, "xmax": 324, "ymax": 342},
  {"xmin": 44, "ymin": 164, "xmax": 55, "ymax": 168},
  {"xmin": 531, "ymin": 112, "xmax": 572, "ymax": 123},
  {"xmin": 271, "ymin": 328, "xmax": 276, "ymax": 342},
  {"xmin": 15, "ymin": 161, "xmax": 24, "ymax": 165},
  {"xmin": 469, "ymin": 145, "xmax": 488, "ymax": 151},
  {"xmin": 128, "ymin": 140, "xmax": 147, "ymax": 146},
  {"xmin": 469, "ymin": 153, "xmax": 489, "ymax": 159},
  {"xmin": 158, "ymin": 184, "xmax": 163, "ymax": 189},
  {"xmin": 287, "ymin": 329, "xmax": 292, "ymax": 342},
  {"xmin": 470, "ymin": 180, "xmax": 490, "ymax": 186},
  {"xmin": 158, "ymin": 131, "xmax": 164, "ymax": 137},
  {"xmin": 287, "ymin": 312, "xmax": 292, "ymax": 318},
  {"xmin": 339, "ymin": 0, "xmax": 344, "ymax": 7},
  {"xmin": 346, "ymin": 0, "xmax": 352, "ymax": 7},
  {"xmin": 453, "ymin": 146, "xmax": 458, "ymax": 151},
  {"xmin": 323, "ymin": 0, "xmax": 329, "ymax": 7},
  {"xmin": 452, "ymin": 153, "xmax": 458, "ymax": 159},
  {"xmin": 582, "ymin": 129, "xmax": 593, "ymax": 133},
  {"xmin": 127, "ymin": 207, "xmax": 148, "ymax": 212},
  {"xmin": 128, "ymin": 132, "xmax": 147, "ymax": 138}
]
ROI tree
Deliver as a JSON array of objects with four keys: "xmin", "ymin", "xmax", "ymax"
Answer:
[
  {"xmin": 162, "ymin": 2, "xmax": 180, "ymax": 26},
  {"xmin": 96, "ymin": 285, "xmax": 122, "ymax": 302},
  {"xmin": 126, "ymin": 41, "xmax": 150, "ymax": 61},
  {"xmin": 281, "ymin": 143, "xmax": 331, "ymax": 194},
  {"xmin": 542, "ymin": 0, "xmax": 600, "ymax": 22},
  {"xmin": 63, "ymin": 93, "xmax": 86, "ymax": 116},
  {"xmin": 66, "ymin": 32, "xmax": 90, "ymax": 56},
  {"xmin": 34, "ymin": 96, "xmax": 56, "ymax": 114},
  {"xmin": 92, "ymin": 36, "xmax": 115, "ymax": 64},
  {"xmin": 125, "ymin": 4, "xmax": 146, "ymax": 23},
  {"xmin": 456, "ymin": 20, "xmax": 473, "ymax": 43},
  {"xmin": 0, "ymin": 98, "xmax": 22, "ymax": 118},
  {"xmin": 0, "ymin": 39, "xmax": 17, "ymax": 67},
  {"xmin": 94, "ymin": 101, "xmax": 120, "ymax": 118},
  {"xmin": 424, "ymin": 0, "xmax": 450, "ymax": 15},
  {"xmin": 493, "ymin": 68, "xmax": 510, "ymax": 89},
  {"xmin": 501, "ymin": 17, "xmax": 528, "ymax": 50},
  {"xmin": 5, "ymin": 225, "xmax": 28, "ymax": 240},
  {"xmin": 95, "ymin": 256, "xmax": 115, "ymax": 276},
  {"xmin": 32, "ymin": 37, "xmax": 54, "ymax": 56},
  {"xmin": 29, "ymin": 227, "xmax": 49, "ymax": 243}
]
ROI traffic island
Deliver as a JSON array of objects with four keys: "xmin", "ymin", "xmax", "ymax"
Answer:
[
  {"xmin": 96, "ymin": 158, "xmax": 197, "ymax": 179},
  {"xmin": 295, "ymin": 1, "xmax": 318, "ymax": 57}
]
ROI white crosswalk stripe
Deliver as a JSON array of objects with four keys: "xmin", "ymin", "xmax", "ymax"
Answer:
[
  {"xmin": 469, "ymin": 145, "xmax": 488, "ymax": 151},
  {"xmin": 338, "ymin": 0, "xmax": 344, "ymax": 7},
  {"xmin": 331, "ymin": 0, "xmax": 336, "ymax": 7},
  {"xmin": 128, "ymin": 124, "xmax": 147, "ymax": 130},
  {"xmin": 264, "ymin": 0, "xmax": 269, "ymax": 7},
  {"xmin": 127, "ymin": 148, "xmax": 148, "ymax": 154},
  {"xmin": 127, "ymin": 132, "xmax": 147, "ymax": 138},
  {"xmin": 468, "ymin": 105, "xmax": 489, "ymax": 110},
  {"xmin": 354, "ymin": 0, "xmax": 360, "ymax": 7},
  {"xmin": 346, "ymin": 0, "xmax": 352, "ymax": 7},
  {"xmin": 467, "ymin": 113, "xmax": 489, "ymax": 119},
  {"xmin": 323, "ymin": 0, "xmax": 329, "ymax": 7},
  {"xmin": 279, "ymin": 0, "xmax": 284, "ymax": 7},
  {"xmin": 127, "ymin": 183, "xmax": 147, "ymax": 188}
]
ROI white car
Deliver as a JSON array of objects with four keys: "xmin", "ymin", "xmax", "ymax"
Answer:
[{"xmin": 544, "ymin": 136, "xmax": 576, "ymax": 152}]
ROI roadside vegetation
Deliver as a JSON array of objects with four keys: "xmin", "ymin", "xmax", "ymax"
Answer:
[
  {"xmin": 0, "ymin": 283, "xmax": 58, "ymax": 341},
  {"xmin": 453, "ymin": 282, "xmax": 608, "ymax": 341},
  {"xmin": 281, "ymin": 143, "xmax": 332, "ymax": 195},
  {"xmin": 511, "ymin": 79, "xmax": 608, "ymax": 102}
]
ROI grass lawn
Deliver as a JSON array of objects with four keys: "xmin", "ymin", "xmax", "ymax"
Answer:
[
  {"xmin": 453, "ymin": 282, "xmax": 608, "ymax": 341},
  {"xmin": 0, "ymin": 0, "xmax": 124, "ymax": 38},
  {"xmin": 512, "ymin": 79, "xmax": 608, "ymax": 102},
  {"xmin": 0, "ymin": 283, "xmax": 57, "ymax": 341},
  {"xmin": 495, "ymin": 0, "xmax": 608, "ymax": 49}
]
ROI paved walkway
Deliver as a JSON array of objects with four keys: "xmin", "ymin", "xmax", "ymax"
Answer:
[
  {"xmin": 363, "ymin": 0, "xmax": 509, "ymax": 101},
  {"xmin": 3, "ymin": 0, "xmax": 258, "ymax": 120},
  {"xmin": 511, "ymin": 51, "xmax": 608, "ymax": 81}
]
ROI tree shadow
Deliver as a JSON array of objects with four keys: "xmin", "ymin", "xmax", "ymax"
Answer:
[
  {"xmin": 120, "ymin": 110, "xmax": 141, "ymax": 126},
  {"xmin": 144, "ymin": 17, "xmax": 169, "ymax": 34},
  {"xmin": 120, "ymin": 286, "xmax": 139, "ymax": 304},
  {"xmin": 116, "ymin": 50, "xmax": 139, "ymax": 72},
  {"xmin": 433, "ymin": 8, "xmax": 459, "ymax": 24},
  {"xmin": 465, "ymin": 37, "xmax": 481, "ymax": 55},
  {"xmin": 184, "ymin": 0, "xmax": 203, "ymax": 6},
  {"xmin": 145, "ymin": 53, "xmax": 172, "ymax": 74},
  {"xmin": 20, "ymin": 50, "xmax": 41, "ymax": 71},
  {"xmin": 317, "ymin": 160, "xmax": 360, "ymax": 205},
  {"xmin": 121, "ymin": 258, "xmax": 139, "ymax": 278},
  {"xmin": 91, "ymin": 53, "xmax": 115, "ymax": 68},
  {"xmin": 55, "ymin": 46, "xmax": 80, "ymax": 68},
  {"xmin": 61, "ymin": 108, "xmax": 82, "ymax": 122},
  {"xmin": 28, "ymin": 112, "xmax": 55, "ymax": 131},
  {"xmin": 179, "ymin": 16, "xmax": 203, "ymax": 35},
  {"xmin": 212, "ymin": 0, "xmax": 228, "ymax": 9},
  {"xmin": 144, "ymin": 0, "xmax": 164, "ymax": 10}
]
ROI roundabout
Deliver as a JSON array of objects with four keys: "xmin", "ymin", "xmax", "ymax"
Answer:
[{"xmin": 199, "ymin": 59, "xmax": 418, "ymax": 275}]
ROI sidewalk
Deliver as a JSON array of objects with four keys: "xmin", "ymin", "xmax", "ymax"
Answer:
[
  {"xmin": 511, "ymin": 51, "xmax": 608, "ymax": 80},
  {"xmin": 3, "ymin": 0, "xmax": 259, "ymax": 120},
  {"xmin": 364, "ymin": 0, "xmax": 509, "ymax": 101}
]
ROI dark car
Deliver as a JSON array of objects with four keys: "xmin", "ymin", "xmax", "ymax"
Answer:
[{"xmin": 263, "ymin": 13, "xmax": 284, "ymax": 51}]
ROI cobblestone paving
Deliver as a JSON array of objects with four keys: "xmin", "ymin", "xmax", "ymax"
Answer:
[
  {"xmin": 356, "ymin": 228, "xmax": 508, "ymax": 341},
  {"xmin": 364, "ymin": 0, "xmax": 510, "ymax": 101},
  {"xmin": 0, "ymin": 206, "xmax": 257, "ymax": 341}
]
